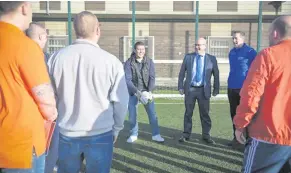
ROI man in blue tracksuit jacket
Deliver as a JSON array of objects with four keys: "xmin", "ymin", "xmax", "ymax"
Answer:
[{"xmin": 227, "ymin": 31, "xmax": 257, "ymax": 147}]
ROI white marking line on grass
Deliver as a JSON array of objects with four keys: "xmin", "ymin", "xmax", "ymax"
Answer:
[{"xmin": 155, "ymin": 102, "xmax": 228, "ymax": 105}]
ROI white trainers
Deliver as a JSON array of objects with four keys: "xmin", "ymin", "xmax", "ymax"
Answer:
[
  {"xmin": 152, "ymin": 134, "xmax": 165, "ymax": 142},
  {"xmin": 127, "ymin": 136, "xmax": 138, "ymax": 143},
  {"xmin": 53, "ymin": 166, "xmax": 58, "ymax": 173}
]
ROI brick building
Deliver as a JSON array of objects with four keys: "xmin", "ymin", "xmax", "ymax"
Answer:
[{"xmin": 31, "ymin": 1, "xmax": 291, "ymax": 88}]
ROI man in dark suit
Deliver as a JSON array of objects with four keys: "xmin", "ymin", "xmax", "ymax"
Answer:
[{"xmin": 178, "ymin": 37, "xmax": 220, "ymax": 144}]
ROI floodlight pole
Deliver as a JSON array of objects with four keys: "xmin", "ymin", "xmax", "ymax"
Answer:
[
  {"xmin": 257, "ymin": 1, "xmax": 263, "ymax": 52},
  {"xmin": 132, "ymin": 1, "xmax": 136, "ymax": 50},
  {"xmin": 195, "ymin": 1, "xmax": 199, "ymax": 42},
  {"xmin": 68, "ymin": 1, "xmax": 72, "ymax": 45}
]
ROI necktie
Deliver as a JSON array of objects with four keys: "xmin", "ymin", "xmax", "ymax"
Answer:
[{"xmin": 195, "ymin": 55, "xmax": 202, "ymax": 82}]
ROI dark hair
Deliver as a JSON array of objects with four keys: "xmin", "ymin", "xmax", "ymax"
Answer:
[
  {"xmin": 134, "ymin": 41, "xmax": 145, "ymax": 50},
  {"xmin": 130, "ymin": 41, "xmax": 146, "ymax": 58},
  {"xmin": 130, "ymin": 51, "xmax": 135, "ymax": 58},
  {"xmin": 0, "ymin": 1, "xmax": 24, "ymax": 15},
  {"xmin": 232, "ymin": 31, "xmax": 246, "ymax": 37}
]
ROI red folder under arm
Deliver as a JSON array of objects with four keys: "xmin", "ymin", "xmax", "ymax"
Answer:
[{"xmin": 44, "ymin": 121, "xmax": 56, "ymax": 154}]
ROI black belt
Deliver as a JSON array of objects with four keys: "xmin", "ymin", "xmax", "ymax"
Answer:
[{"xmin": 191, "ymin": 85, "xmax": 204, "ymax": 88}]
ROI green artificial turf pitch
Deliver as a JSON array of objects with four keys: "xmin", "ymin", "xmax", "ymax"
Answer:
[{"xmin": 111, "ymin": 98, "xmax": 243, "ymax": 173}]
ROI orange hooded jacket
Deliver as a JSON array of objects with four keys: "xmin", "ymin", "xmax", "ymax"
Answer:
[{"xmin": 234, "ymin": 39, "xmax": 291, "ymax": 145}]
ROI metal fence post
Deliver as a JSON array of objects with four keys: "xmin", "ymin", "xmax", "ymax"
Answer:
[
  {"xmin": 68, "ymin": 1, "xmax": 72, "ymax": 45},
  {"xmin": 257, "ymin": 1, "xmax": 263, "ymax": 51},
  {"xmin": 195, "ymin": 1, "xmax": 199, "ymax": 41},
  {"xmin": 132, "ymin": 1, "xmax": 136, "ymax": 50}
]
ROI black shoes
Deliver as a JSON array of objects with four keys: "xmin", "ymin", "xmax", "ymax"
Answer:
[
  {"xmin": 202, "ymin": 138, "xmax": 215, "ymax": 144},
  {"xmin": 228, "ymin": 138, "xmax": 245, "ymax": 151},
  {"xmin": 227, "ymin": 138, "xmax": 238, "ymax": 146},
  {"xmin": 179, "ymin": 136, "xmax": 215, "ymax": 144}
]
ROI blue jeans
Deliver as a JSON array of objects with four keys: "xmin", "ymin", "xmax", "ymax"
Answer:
[
  {"xmin": 242, "ymin": 138, "xmax": 291, "ymax": 173},
  {"xmin": 57, "ymin": 131, "xmax": 113, "ymax": 173},
  {"xmin": 128, "ymin": 95, "xmax": 160, "ymax": 137},
  {"xmin": 45, "ymin": 124, "xmax": 59, "ymax": 173},
  {"xmin": 2, "ymin": 151, "xmax": 45, "ymax": 173}
]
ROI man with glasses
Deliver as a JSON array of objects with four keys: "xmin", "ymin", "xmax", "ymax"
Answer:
[{"xmin": 178, "ymin": 37, "xmax": 220, "ymax": 144}]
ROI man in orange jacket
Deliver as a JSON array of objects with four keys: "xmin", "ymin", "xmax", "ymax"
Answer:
[
  {"xmin": 0, "ymin": 1, "xmax": 57, "ymax": 172},
  {"xmin": 234, "ymin": 15, "xmax": 291, "ymax": 173}
]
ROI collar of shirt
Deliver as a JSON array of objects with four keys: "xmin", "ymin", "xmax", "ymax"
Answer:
[
  {"xmin": 74, "ymin": 39, "xmax": 100, "ymax": 48},
  {"xmin": 135, "ymin": 58, "xmax": 143, "ymax": 63},
  {"xmin": 234, "ymin": 43, "xmax": 246, "ymax": 51}
]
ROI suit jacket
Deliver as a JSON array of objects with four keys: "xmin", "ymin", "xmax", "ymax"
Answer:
[{"xmin": 178, "ymin": 52, "xmax": 220, "ymax": 99}]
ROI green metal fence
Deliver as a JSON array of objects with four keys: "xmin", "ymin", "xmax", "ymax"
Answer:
[
  {"xmin": 66, "ymin": 1, "xmax": 265, "ymax": 52},
  {"xmin": 36, "ymin": 1, "xmax": 289, "ymax": 93}
]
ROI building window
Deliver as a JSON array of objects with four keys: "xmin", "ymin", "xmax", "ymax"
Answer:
[
  {"xmin": 129, "ymin": 1, "xmax": 150, "ymax": 11},
  {"xmin": 262, "ymin": 1, "xmax": 282, "ymax": 12},
  {"xmin": 40, "ymin": 1, "xmax": 61, "ymax": 10},
  {"xmin": 207, "ymin": 36, "xmax": 233, "ymax": 61},
  {"xmin": 173, "ymin": 1, "xmax": 194, "ymax": 12},
  {"xmin": 85, "ymin": 1, "xmax": 105, "ymax": 11},
  {"xmin": 217, "ymin": 1, "xmax": 238, "ymax": 12},
  {"xmin": 46, "ymin": 36, "xmax": 68, "ymax": 55}
]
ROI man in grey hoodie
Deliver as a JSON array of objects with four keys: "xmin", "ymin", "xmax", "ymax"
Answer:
[{"xmin": 47, "ymin": 11, "xmax": 129, "ymax": 173}]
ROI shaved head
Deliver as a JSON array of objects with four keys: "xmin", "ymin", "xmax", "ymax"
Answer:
[
  {"xmin": 26, "ymin": 22, "xmax": 48, "ymax": 49},
  {"xmin": 195, "ymin": 37, "xmax": 207, "ymax": 55},
  {"xmin": 73, "ymin": 11, "xmax": 100, "ymax": 42},
  {"xmin": 26, "ymin": 22, "xmax": 46, "ymax": 39},
  {"xmin": 272, "ymin": 15, "xmax": 291, "ymax": 38},
  {"xmin": 0, "ymin": 1, "xmax": 24, "ymax": 15},
  {"xmin": 0, "ymin": 1, "xmax": 32, "ymax": 31},
  {"xmin": 269, "ymin": 15, "xmax": 291, "ymax": 46}
]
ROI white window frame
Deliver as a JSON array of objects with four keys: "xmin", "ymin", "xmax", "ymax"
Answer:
[
  {"xmin": 46, "ymin": 35, "xmax": 68, "ymax": 55},
  {"xmin": 206, "ymin": 36, "xmax": 233, "ymax": 64}
]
